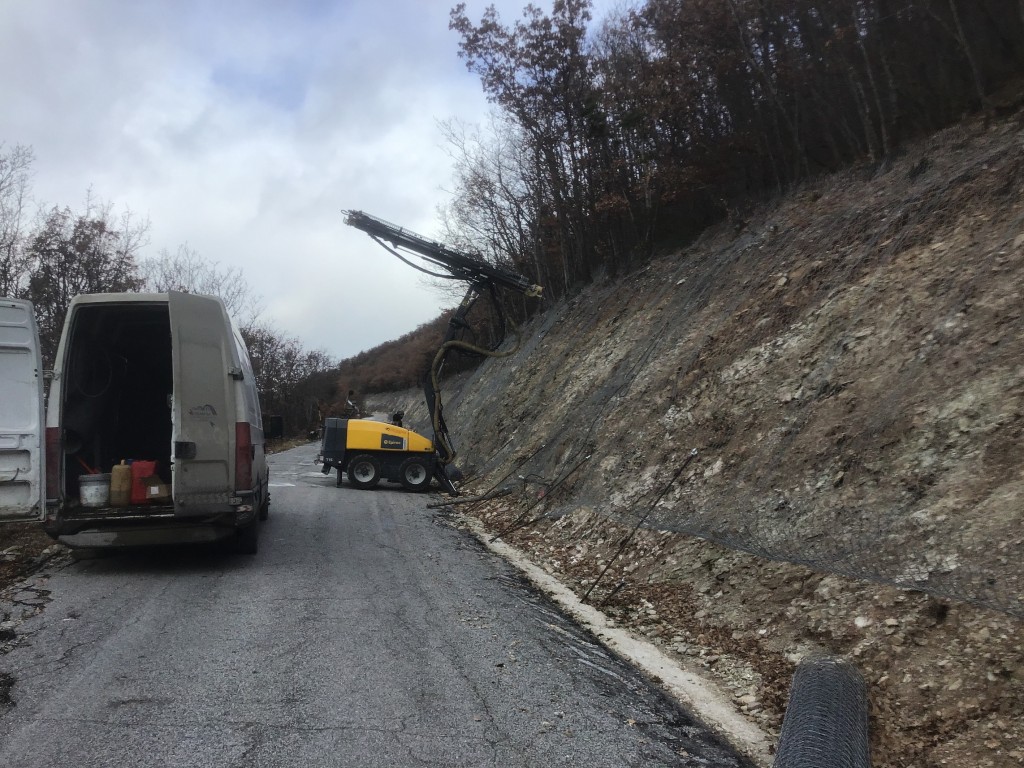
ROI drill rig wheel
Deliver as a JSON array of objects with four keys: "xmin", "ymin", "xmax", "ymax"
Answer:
[
  {"xmin": 399, "ymin": 456, "xmax": 432, "ymax": 492},
  {"xmin": 347, "ymin": 454, "xmax": 381, "ymax": 489}
]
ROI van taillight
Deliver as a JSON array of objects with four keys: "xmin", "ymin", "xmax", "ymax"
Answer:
[
  {"xmin": 235, "ymin": 422, "xmax": 253, "ymax": 490},
  {"xmin": 45, "ymin": 427, "xmax": 60, "ymax": 499}
]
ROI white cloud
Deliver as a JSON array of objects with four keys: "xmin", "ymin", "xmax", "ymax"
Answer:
[{"xmin": 0, "ymin": 0, "xmax": 621, "ymax": 360}]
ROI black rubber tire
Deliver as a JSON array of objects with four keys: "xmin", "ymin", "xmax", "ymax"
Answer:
[
  {"xmin": 70, "ymin": 548, "xmax": 108, "ymax": 561},
  {"xmin": 234, "ymin": 519, "xmax": 260, "ymax": 554},
  {"xmin": 258, "ymin": 483, "xmax": 270, "ymax": 521},
  {"xmin": 399, "ymin": 456, "xmax": 432, "ymax": 492},
  {"xmin": 347, "ymin": 454, "xmax": 381, "ymax": 489}
]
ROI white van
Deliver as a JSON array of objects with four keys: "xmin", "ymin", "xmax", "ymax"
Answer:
[
  {"xmin": 0, "ymin": 298, "xmax": 46, "ymax": 526},
  {"xmin": 0, "ymin": 293, "xmax": 269, "ymax": 553}
]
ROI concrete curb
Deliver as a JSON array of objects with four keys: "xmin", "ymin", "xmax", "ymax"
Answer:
[{"xmin": 461, "ymin": 515, "xmax": 774, "ymax": 767}]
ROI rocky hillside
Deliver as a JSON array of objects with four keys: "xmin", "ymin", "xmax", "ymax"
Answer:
[{"xmin": 370, "ymin": 113, "xmax": 1024, "ymax": 767}]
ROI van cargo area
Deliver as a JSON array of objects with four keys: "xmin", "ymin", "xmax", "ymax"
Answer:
[
  {"xmin": 39, "ymin": 291, "xmax": 267, "ymax": 553},
  {"xmin": 59, "ymin": 302, "xmax": 173, "ymax": 511}
]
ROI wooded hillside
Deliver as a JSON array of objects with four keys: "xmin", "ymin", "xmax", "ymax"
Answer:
[
  {"xmin": 330, "ymin": 1, "xmax": 1023, "ymax": 413},
  {"xmin": 445, "ymin": 0, "xmax": 1023, "ymax": 296}
]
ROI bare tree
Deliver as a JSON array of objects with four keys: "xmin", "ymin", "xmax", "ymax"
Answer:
[
  {"xmin": 943, "ymin": 0, "xmax": 990, "ymax": 112},
  {"xmin": 0, "ymin": 143, "xmax": 34, "ymax": 297},
  {"xmin": 138, "ymin": 244, "xmax": 263, "ymax": 331},
  {"xmin": 451, "ymin": 0, "xmax": 601, "ymax": 292},
  {"xmin": 24, "ymin": 201, "xmax": 148, "ymax": 367},
  {"xmin": 141, "ymin": 242, "xmax": 331, "ymax": 435},
  {"xmin": 240, "ymin": 322, "xmax": 335, "ymax": 435},
  {"xmin": 445, "ymin": 0, "xmax": 1021, "ymax": 298}
]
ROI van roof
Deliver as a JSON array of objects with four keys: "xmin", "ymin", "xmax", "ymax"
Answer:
[{"xmin": 68, "ymin": 292, "xmax": 227, "ymax": 308}]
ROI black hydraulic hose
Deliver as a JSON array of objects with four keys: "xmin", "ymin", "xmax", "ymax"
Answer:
[{"xmin": 582, "ymin": 449, "xmax": 698, "ymax": 604}]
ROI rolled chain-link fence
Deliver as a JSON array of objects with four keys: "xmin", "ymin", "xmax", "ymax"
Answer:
[{"xmin": 774, "ymin": 657, "xmax": 870, "ymax": 768}]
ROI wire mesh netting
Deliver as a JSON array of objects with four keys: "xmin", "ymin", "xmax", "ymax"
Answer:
[{"xmin": 436, "ymin": 126, "xmax": 1024, "ymax": 619}]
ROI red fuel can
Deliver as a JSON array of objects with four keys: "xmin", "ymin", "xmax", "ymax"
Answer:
[{"xmin": 130, "ymin": 460, "xmax": 158, "ymax": 504}]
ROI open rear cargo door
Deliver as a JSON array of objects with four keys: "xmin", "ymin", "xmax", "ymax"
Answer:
[
  {"xmin": 169, "ymin": 292, "xmax": 238, "ymax": 503},
  {"xmin": 0, "ymin": 299, "xmax": 45, "ymax": 522}
]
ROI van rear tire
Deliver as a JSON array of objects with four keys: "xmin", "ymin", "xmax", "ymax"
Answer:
[
  {"xmin": 235, "ymin": 520, "xmax": 260, "ymax": 554},
  {"xmin": 70, "ymin": 548, "xmax": 108, "ymax": 561}
]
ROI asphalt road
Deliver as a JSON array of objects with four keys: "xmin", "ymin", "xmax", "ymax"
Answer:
[{"xmin": 0, "ymin": 443, "xmax": 749, "ymax": 767}]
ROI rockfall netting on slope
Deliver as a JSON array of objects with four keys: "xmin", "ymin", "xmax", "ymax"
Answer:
[{"xmin": 429, "ymin": 121, "xmax": 1024, "ymax": 619}]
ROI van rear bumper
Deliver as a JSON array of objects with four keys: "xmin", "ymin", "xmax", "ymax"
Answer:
[
  {"xmin": 46, "ymin": 506, "xmax": 256, "ymax": 548},
  {"xmin": 57, "ymin": 524, "xmax": 236, "ymax": 549}
]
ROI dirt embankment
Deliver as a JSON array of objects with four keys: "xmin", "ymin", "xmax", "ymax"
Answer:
[{"xmin": 372, "ymin": 114, "xmax": 1024, "ymax": 767}]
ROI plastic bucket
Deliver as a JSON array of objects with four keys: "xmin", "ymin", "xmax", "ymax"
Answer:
[{"xmin": 79, "ymin": 473, "xmax": 111, "ymax": 508}]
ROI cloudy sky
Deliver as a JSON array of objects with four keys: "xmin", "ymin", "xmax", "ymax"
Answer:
[{"xmin": 0, "ymin": 0, "xmax": 618, "ymax": 361}]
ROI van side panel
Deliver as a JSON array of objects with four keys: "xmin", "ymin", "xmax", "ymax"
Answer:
[
  {"xmin": 230, "ymin": 323, "xmax": 267, "ymax": 500},
  {"xmin": 169, "ymin": 293, "xmax": 238, "ymax": 505},
  {"xmin": 0, "ymin": 299, "xmax": 45, "ymax": 521}
]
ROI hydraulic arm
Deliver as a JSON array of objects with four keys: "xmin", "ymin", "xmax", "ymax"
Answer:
[
  {"xmin": 343, "ymin": 210, "xmax": 541, "ymax": 296},
  {"xmin": 342, "ymin": 209, "xmax": 542, "ymax": 494}
]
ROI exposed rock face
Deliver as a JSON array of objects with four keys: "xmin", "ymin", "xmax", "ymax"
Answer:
[{"xmin": 370, "ymin": 115, "xmax": 1024, "ymax": 766}]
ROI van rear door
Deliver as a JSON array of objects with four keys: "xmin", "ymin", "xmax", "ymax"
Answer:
[
  {"xmin": 0, "ymin": 299, "xmax": 45, "ymax": 522},
  {"xmin": 169, "ymin": 292, "xmax": 238, "ymax": 503}
]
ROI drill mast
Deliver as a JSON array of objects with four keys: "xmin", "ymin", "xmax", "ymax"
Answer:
[{"xmin": 343, "ymin": 209, "xmax": 542, "ymax": 494}]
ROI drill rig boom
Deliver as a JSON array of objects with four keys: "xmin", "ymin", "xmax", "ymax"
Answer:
[
  {"xmin": 343, "ymin": 209, "xmax": 542, "ymax": 495},
  {"xmin": 343, "ymin": 210, "xmax": 541, "ymax": 297}
]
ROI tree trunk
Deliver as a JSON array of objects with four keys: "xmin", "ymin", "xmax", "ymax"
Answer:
[
  {"xmin": 854, "ymin": 6, "xmax": 892, "ymax": 157},
  {"xmin": 723, "ymin": 0, "xmax": 807, "ymax": 178},
  {"xmin": 947, "ymin": 0, "xmax": 990, "ymax": 111}
]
